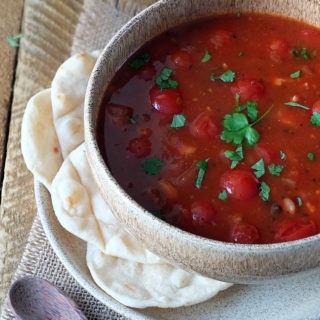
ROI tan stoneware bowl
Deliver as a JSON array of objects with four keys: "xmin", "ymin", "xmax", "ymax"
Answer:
[{"xmin": 84, "ymin": 0, "xmax": 320, "ymax": 284}]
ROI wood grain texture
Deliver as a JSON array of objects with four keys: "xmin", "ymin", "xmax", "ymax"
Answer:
[
  {"xmin": 0, "ymin": 0, "xmax": 83, "ymax": 310},
  {"xmin": 0, "ymin": 1, "xmax": 24, "ymax": 191}
]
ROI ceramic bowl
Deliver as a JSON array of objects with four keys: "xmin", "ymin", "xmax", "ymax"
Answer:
[{"xmin": 84, "ymin": 0, "xmax": 320, "ymax": 283}]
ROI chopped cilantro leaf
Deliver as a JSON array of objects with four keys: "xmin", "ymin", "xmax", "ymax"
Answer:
[
  {"xmin": 170, "ymin": 114, "xmax": 186, "ymax": 128},
  {"xmin": 156, "ymin": 68, "xmax": 179, "ymax": 90},
  {"xmin": 251, "ymin": 159, "xmax": 265, "ymax": 178},
  {"xmin": 301, "ymin": 47, "xmax": 310, "ymax": 60},
  {"xmin": 201, "ymin": 50, "xmax": 211, "ymax": 62},
  {"xmin": 150, "ymin": 210, "xmax": 163, "ymax": 218},
  {"xmin": 142, "ymin": 158, "xmax": 164, "ymax": 175},
  {"xmin": 284, "ymin": 102, "xmax": 310, "ymax": 110},
  {"xmin": 224, "ymin": 145, "xmax": 243, "ymax": 168},
  {"xmin": 258, "ymin": 181, "xmax": 270, "ymax": 201},
  {"xmin": 245, "ymin": 127, "xmax": 260, "ymax": 146},
  {"xmin": 290, "ymin": 70, "xmax": 301, "ymax": 78},
  {"xmin": 235, "ymin": 101, "xmax": 258, "ymax": 122},
  {"xmin": 297, "ymin": 197, "xmax": 302, "ymax": 207},
  {"xmin": 218, "ymin": 70, "xmax": 235, "ymax": 82},
  {"xmin": 235, "ymin": 93, "xmax": 240, "ymax": 107},
  {"xmin": 218, "ymin": 190, "xmax": 228, "ymax": 200},
  {"xmin": 210, "ymin": 73, "xmax": 216, "ymax": 81},
  {"xmin": 280, "ymin": 151, "xmax": 286, "ymax": 160},
  {"xmin": 307, "ymin": 152, "xmax": 315, "ymax": 161},
  {"xmin": 268, "ymin": 164, "xmax": 286, "ymax": 176},
  {"xmin": 238, "ymin": 51, "xmax": 244, "ymax": 56},
  {"xmin": 129, "ymin": 52, "xmax": 150, "ymax": 69},
  {"xmin": 128, "ymin": 117, "xmax": 137, "ymax": 124},
  {"xmin": 195, "ymin": 159, "xmax": 209, "ymax": 188},
  {"xmin": 7, "ymin": 33, "xmax": 22, "ymax": 47},
  {"xmin": 237, "ymin": 12, "xmax": 241, "ymax": 18},
  {"xmin": 311, "ymin": 112, "xmax": 320, "ymax": 127}
]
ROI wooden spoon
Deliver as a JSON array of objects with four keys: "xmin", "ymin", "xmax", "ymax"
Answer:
[{"xmin": 8, "ymin": 276, "xmax": 87, "ymax": 320}]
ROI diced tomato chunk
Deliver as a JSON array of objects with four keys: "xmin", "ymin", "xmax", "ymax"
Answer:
[
  {"xmin": 275, "ymin": 218, "xmax": 317, "ymax": 242},
  {"xmin": 191, "ymin": 200, "xmax": 216, "ymax": 224},
  {"xmin": 170, "ymin": 50, "xmax": 192, "ymax": 68},
  {"xmin": 312, "ymin": 99, "xmax": 320, "ymax": 114},
  {"xmin": 268, "ymin": 39, "xmax": 290, "ymax": 61},
  {"xmin": 221, "ymin": 169, "xmax": 259, "ymax": 201},
  {"xmin": 150, "ymin": 86, "xmax": 183, "ymax": 115},
  {"xmin": 231, "ymin": 221, "xmax": 260, "ymax": 244},
  {"xmin": 231, "ymin": 78, "xmax": 265, "ymax": 103},
  {"xmin": 254, "ymin": 144, "xmax": 280, "ymax": 165},
  {"xmin": 138, "ymin": 64, "xmax": 156, "ymax": 81},
  {"xmin": 210, "ymin": 29, "xmax": 234, "ymax": 48},
  {"xmin": 189, "ymin": 112, "xmax": 218, "ymax": 140},
  {"xmin": 106, "ymin": 104, "xmax": 133, "ymax": 126},
  {"xmin": 127, "ymin": 137, "xmax": 151, "ymax": 158}
]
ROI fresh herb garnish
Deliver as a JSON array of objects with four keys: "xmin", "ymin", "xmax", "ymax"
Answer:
[
  {"xmin": 258, "ymin": 181, "xmax": 270, "ymax": 201},
  {"xmin": 292, "ymin": 47, "xmax": 314, "ymax": 60},
  {"xmin": 218, "ymin": 70, "xmax": 236, "ymax": 82},
  {"xmin": 251, "ymin": 159, "xmax": 265, "ymax": 178},
  {"xmin": 238, "ymin": 51, "xmax": 244, "ymax": 56},
  {"xmin": 128, "ymin": 117, "xmax": 137, "ymax": 124},
  {"xmin": 142, "ymin": 158, "xmax": 164, "ymax": 175},
  {"xmin": 129, "ymin": 52, "xmax": 150, "ymax": 69},
  {"xmin": 210, "ymin": 73, "xmax": 216, "ymax": 81},
  {"xmin": 307, "ymin": 152, "xmax": 315, "ymax": 161},
  {"xmin": 201, "ymin": 50, "xmax": 211, "ymax": 62},
  {"xmin": 221, "ymin": 104, "xmax": 274, "ymax": 146},
  {"xmin": 224, "ymin": 145, "xmax": 243, "ymax": 168},
  {"xmin": 235, "ymin": 93, "xmax": 240, "ymax": 107},
  {"xmin": 150, "ymin": 210, "xmax": 163, "ymax": 218},
  {"xmin": 218, "ymin": 190, "xmax": 228, "ymax": 200},
  {"xmin": 235, "ymin": 101, "xmax": 258, "ymax": 122},
  {"xmin": 156, "ymin": 68, "xmax": 179, "ymax": 90},
  {"xmin": 7, "ymin": 33, "xmax": 22, "ymax": 47},
  {"xmin": 297, "ymin": 197, "xmax": 302, "ymax": 207},
  {"xmin": 195, "ymin": 159, "xmax": 209, "ymax": 189},
  {"xmin": 290, "ymin": 70, "xmax": 301, "ymax": 78},
  {"xmin": 268, "ymin": 164, "xmax": 286, "ymax": 176},
  {"xmin": 284, "ymin": 102, "xmax": 310, "ymax": 110},
  {"xmin": 311, "ymin": 112, "xmax": 320, "ymax": 127},
  {"xmin": 170, "ymin": 114, "xmax": 186, "ymax": 128},
  {"xmin": 237, "ymin": 12, "xmax": 241, "ymax": 18},
  {"xmin": 280, "ymin": 151, "xmax": 286, "ymax": 160}
]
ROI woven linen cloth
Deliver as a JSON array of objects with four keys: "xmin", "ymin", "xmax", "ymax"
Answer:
[{"xmin": 0, "ymin": 0, "xmax": 157, "ymax": 318}]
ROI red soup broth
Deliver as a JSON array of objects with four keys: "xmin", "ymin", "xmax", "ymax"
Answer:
[{"xmin": 97, "ymin": 13, "xmax": 320, "ymax": 244}]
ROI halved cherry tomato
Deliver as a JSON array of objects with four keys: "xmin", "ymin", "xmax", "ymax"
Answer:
[
  {"xmin": 150, "ymin": 86, "xmax": 183, "ymax": 115},
  {"xmin": 221, "ymin": 169, "xmax": 259, "ymax": 201},
  {"xmin": 254, "ymin": 144, "xmax": 280, "ymax": 165},
  {"xmin": 170, "ymin": 50, "xmax": 192, "ymax": 68},
  {"xmin": 138, "ymin": 64, "xmax": 156, "ymax": 81},
  {"xmin": 275, "ymin": 218, "xmax": 317, "ymax": 242},
  {"xmin": 106, "ymin": 104, "xmax": 133, "ymax": 126},
  {"xmin": 312, "ymin": 99, "xmax": 320, "ymax": 114},
  {"xmin": 191, "ymin": 200, "xmax": 216, "ymax": 224},
  {"xmin": 189, "ymin": 112, "xmax": 218, "ymax": 140},
  {"xmin": 210, "ymin": 30, "xmax": 234, "ymax": 49},
  {"xmin": 127, "ymin": 137, "xmax": 151, "ymax": 158},
  {"xmin": 231, "ymin": 221, "xmax": 260, "ymax": 244},
  {"xmin": 231, "ymin": 78, "xmax": 265, "ymax": 102}
]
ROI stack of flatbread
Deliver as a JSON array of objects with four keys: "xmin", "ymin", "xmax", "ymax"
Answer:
[{"xmin": 21, "ymin": 51, "xmax": 232, "ymax": 308}]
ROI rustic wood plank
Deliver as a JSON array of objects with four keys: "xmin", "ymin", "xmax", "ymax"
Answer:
[{"xmin": 0, "ymin": 1, "xmax": 24, "ymax": 192}]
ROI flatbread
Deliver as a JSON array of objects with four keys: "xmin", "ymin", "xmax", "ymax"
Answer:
[
  {"xmin": 51, "ymin": 51, "xmax": 100, "ymax": 158},
  {"xmin": 21, "ymin": 88, "xmax": 63, "ymax": 191},
  {"xmin": 87, "ymin": 243, "xmax": 232, "ymax": 308}
]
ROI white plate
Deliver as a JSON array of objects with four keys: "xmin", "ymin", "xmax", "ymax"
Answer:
[{"xmin": 35, "ymin": 180, "xmax": 320, "ymax": 320}]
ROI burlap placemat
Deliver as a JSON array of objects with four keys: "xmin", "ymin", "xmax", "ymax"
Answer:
[{"xmin": 0, "ymin": 0, "xmax": 157, "ymax": 318}]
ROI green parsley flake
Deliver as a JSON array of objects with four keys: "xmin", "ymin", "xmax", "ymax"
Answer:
[
  {"xmin": 218, "ymin": 190, "xmax": 228, "ymax": 200},
  {"xmin": 268, "ymin": 164, "xmax": 286, "ymax": 176},
  {"xmin": 170, "ymin": 114, "xmax": 186, "ymax": 128},
  {"xmin": 218, "ymin": 70, "xmax": 236, "ymax": 82},
  {"xmin": 284, "ymin": 102, "xmax": 310, "ymax": 110},
  {"xmin": 201, "ymin": 50, "xmax": 211, "ymax": 63},
  {"xmin": 150, "ymin": 210, "xmax": 163, "ymax": 218},
  {"xmin": 7, "ymin": 33, "xmax": 22, "ymax": 48},
  {"xmin": 129, "ymin": 52, "xmax": 150, "ymax": 69},
  {"xmin": 238, "ymin": 52, "xmax": 244, "ymax": 56},
  {"xmin": 237, "ymin": 12, "xmax": 241, "ymax": 18},
  {"xmin": 292, "ymin": 47, "xmax": 313, "ymax": 60},
  {"xmin": 142, "ymin": 158, "xmax": 164, "ymax": 175},
  {"xmin": 210, "ymin": 73, "xmax": 216, "ymax": 81},
  {"xmin": 156, "ymin": 68, "xmax": 179, "ymax": 90},
  {"xmin": 297, "ymin": 197, "xmax": 302, "ymax": 207},
  {"xmin": 251, "ymin": 159, "xmax": 265, "ymax": 178},
  {"xmin": 290, "ymin": 70, "xmax": 301, "ymax": 78},
  {"xmin": 307, "ymin": 152, "xmax": 315, "ymax": 161},
  {"xmin": 224, "ymin": 145, "xmax": 243, "ymax": 169},
  {"xmin": 311, "ymin": 112, "xmax": 320, "ymax": 127},
  {"xmin": 280, "ymin": 151, "xmax": 286, "ymax": 160},
  {"xmin": 235, "ymin": 93, "xmax": 240, "ymax": 107},
  {"xmin": 259, "ymin": 181, "xmax": 270, "ymax": 201},
  {"xmin": 128, "ymin": 117, "xmax": 137, "ymax": 124},
  {"xmin": 235, "ymin": 101, "xmax": 258, "ymax": 122},
  {"xmin": 195, "ymin": 159, "xmax": 209, "ymax": 189}
]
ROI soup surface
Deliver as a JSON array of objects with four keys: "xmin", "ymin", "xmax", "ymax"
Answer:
[{"xmin": 97, "ymin": 13, "xmax": 320, "ymax": 244}]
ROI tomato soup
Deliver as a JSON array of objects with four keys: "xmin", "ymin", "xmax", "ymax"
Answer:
[{"xmin": 97, "ymin": 13, "xmax": 320, "ymax": 244}]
